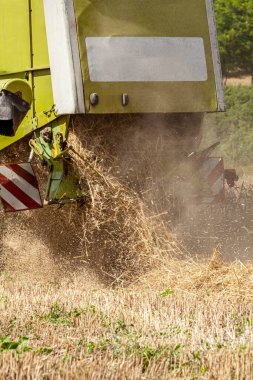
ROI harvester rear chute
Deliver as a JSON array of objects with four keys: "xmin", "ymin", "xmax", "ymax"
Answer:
[{"xmin": 0, "ymin": 0, "xmax": 235, "ymax": 213}]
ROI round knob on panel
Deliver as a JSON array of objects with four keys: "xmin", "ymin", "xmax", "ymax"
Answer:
[{"xmin": 90, "ymin": 93, "xmax": 99, "ymax": 106}]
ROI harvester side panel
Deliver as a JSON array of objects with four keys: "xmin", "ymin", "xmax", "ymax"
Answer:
[
  {"xmin": 72, "ymin": 0, "xmax": 224, "ymax": 114},
  {"xmin": 42, "ymin": 0, "xmax": 225, "ymax": 115},
  {"xmin": 0, "ymin": 0, "xmax": 225, "ymax": 150},
  {"xmin": 0, "ymin": 0, "xmax": 56, "ymax": 151}
]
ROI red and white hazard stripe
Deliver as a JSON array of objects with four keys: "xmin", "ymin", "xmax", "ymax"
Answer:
[
  {"xmin": 0, "ymin": 163, "xmax": 43, "ymax": 212},
  {"xmin": 200, "ymin": 157, "xmax": 225, "ymax": 204}
]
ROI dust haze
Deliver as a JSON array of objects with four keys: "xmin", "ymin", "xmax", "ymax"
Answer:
[{"xmin": 0, "ymin": 113, "xmax": 252, "ymax": 285}]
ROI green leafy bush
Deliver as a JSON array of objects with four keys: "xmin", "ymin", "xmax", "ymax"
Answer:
[{"xmin": 214, "ymin": 0, "xmax": 253, "ymax": 77}]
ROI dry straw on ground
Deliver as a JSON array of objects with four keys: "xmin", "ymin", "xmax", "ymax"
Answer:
[
  {"xmin": 1, "ymin": 116, "xmax": 253, "ymax": 378},
  {"xmin": 1, "ymin": 253, "xmax": 253, "ymax": 380}
]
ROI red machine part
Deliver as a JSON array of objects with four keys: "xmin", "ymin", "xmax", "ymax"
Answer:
[{"xmin": 200, "ymin": 157, "xmax": 225, "ymax": 204}]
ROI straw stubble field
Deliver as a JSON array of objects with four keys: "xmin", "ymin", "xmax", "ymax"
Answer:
[
  {"xmin": 1, "ymin": 255, "xmax": 253, "ymax": 379},
  {"xmin": 1, "ymin": 116, "xmax": 253, "ymax": 379}
]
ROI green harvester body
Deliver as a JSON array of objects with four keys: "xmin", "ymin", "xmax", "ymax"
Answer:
[{"xmin": 0, "ymin": 0, "xmax": 225, "ymax": 208}]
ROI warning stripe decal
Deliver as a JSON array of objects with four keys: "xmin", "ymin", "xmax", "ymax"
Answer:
[
  {"xmin": 206, "ymin": 159, "xmax": 224, "ymax": 188},
  {"xmin": 0, "ymin": 163, "xmax": 43, "ymax": 212},
  {"xmin": 0, "ymin": 166, "xmax": 41, "ymax": 203},
  {"xmin": 0, "ymin": 173, "xmax": 41, "ymax": 209},
  {"xmin": 211, "ymin": 175, "xmax": 224, "ymax": 195},
  {"xmin": 1, "ymin": 198, "xmax": 16, "ymax": 212},
  {"xmin": 18, "ymin": 163, "xmax": 34, "ymax": 175},
  {"xmin": 5, "ymin": 164, "xmax": 38, "ymax": 188},
  {"xmin": 0, "ymin": 184, "xmax": 27, "ymax": 210},
  {"xmin": 201, "ymin": 158, "xmax": 225, "ymax": 204},
  {"xmin": 213, "ymin": 187, "xmax": 225, "ymax": 204}
]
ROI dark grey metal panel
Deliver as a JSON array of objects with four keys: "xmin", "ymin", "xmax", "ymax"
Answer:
[{"xmin": 0, "ymin": 92, "xmax": 13, "ymax": 120}]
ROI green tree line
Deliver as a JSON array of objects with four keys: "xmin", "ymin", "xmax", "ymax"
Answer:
[{"xmin": 214, "ymin": 0, "xmax": 253, "ymax": 78}]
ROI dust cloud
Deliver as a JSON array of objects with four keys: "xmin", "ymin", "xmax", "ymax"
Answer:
[
  {"xmin": 175, "ymin": 180, "xmax": 253, "ymax": 261},
  {"xmin": 0, "ymin": 114, "xmax": 252, "ymax": 285}
]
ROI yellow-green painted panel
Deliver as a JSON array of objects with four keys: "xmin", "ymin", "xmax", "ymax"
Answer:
[
  {"xmin": 31, "ymin": 0, "xmax": 50, "ymax": 68},
  {"xmin": 0, "ymin": 72, "xmax": 56, "ymax": 151},
  {"xmin": 0, "ymin": 109, "xmax": 33, "ymax": 151},
  {"xmin": 74, "ymin": 0, "xmax": 218, "ymax": 113},
  {"xmin": 0, "ymin": 0, "xmax": 56, "ymax": 152},
  {"xmin": 31, "ymin": 0, "xmax": 53, "ymax": 119},
  {"xmin": 0, "ymin": 79, "xmax": 33, "ymax": 104},
  {"xmin": 0, "ymin": 0, "xmax": 31, "ymax": 75},
  {"xmin": 33, "ymin": 71, "xmax": 54, "ymax": 116}
]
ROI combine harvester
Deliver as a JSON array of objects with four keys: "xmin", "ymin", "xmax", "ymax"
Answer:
[{"xmin": 0, "ymin": 0, "xmax": 237, "ymax": 213}]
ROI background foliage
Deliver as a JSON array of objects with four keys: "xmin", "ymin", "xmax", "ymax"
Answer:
[
  {"xmin": 201, "ymin": 2, "xmax": 253, "ymax": 168},
  {"xmin": 214, "ymin": 0, "xmax": 253, "ymax": 78},
  {"xmin": 203, "ymin": 86, "xmax": 253, "ymax": 167}
]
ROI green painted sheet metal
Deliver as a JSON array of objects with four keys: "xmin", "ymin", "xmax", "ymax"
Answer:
[
  {"xmin": 31, "ymin": 0, "xmax": 54, "ymax": 118},
  {"xmin": 0, "ymin": 0, "xmax": 31, "ymax": 76},
  {"xmin": 31, "ymin": 0, "xmax": 50, "ymax": 69},
  {"xmin": 74, "ymin": 0, "xmax": 218, "ymax": 114},
  {"xmin": 0, "ymin": 0, "xmax": 56, "ymax": 151},
  {"xmin": 0, "ymin": 79, "xmax": 33, "ymax": 104}
]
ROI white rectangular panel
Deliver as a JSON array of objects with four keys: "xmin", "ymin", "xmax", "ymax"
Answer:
[
  {"xmin": 86, "ymin": 37, "xmax": 208, "ymax": 82},
  {"xmin": 43, "ymin": 0, "xmax": 85, "ymax": 114}
]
